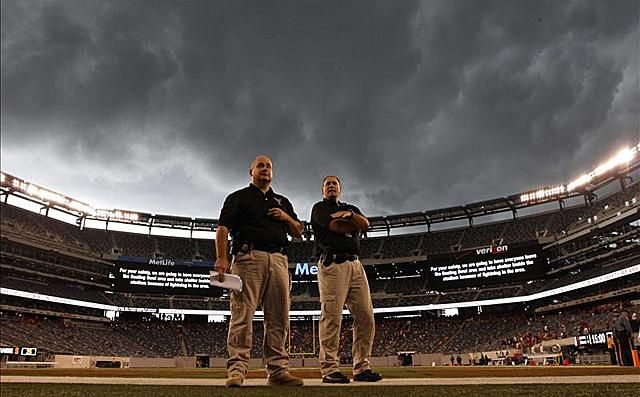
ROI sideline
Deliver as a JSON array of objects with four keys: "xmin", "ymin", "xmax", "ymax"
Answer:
[{"xmin": 1, "ymin": 375, "xmax": 639, "ymax": 386}]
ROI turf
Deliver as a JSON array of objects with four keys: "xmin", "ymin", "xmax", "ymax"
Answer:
[
  {"xmin": 1, "ymin": 384, "xmax": 639, "ymax": 397},
  {"xmin": 2, "ymin": 365, "xmax": 639, "ymax": 378}
]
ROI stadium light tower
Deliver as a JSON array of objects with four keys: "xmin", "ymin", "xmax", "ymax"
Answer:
[{"xmin": 567, "ymin": 143, "xmax": 639, "ymax": 192}]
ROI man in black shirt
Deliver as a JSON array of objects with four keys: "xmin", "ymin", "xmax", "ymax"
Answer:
[
  {"xmin": 311, "ymin": 175, "xmax": 382, "ymax": 383},
  {"xmin": 215, "ymin": 155, "xmax": 303, "ymax": 387}
]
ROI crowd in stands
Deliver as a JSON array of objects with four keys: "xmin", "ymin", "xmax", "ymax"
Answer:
[
  {"xmin": 499, "ymin": 300, "xmax": 628, "ymax": 352},
  {"xmin": 1, "ymin": 180, "xmax": 638, "ymax": 362},
  {"xmin": 2, "ymin": 298, "xmax": 634, "ymax": 359},
  {"xmin": 114, "ymin": 319, "xmax": 185, "ymax": 357},
  {"xmin": 182, "ymin": 321, "xmax": 229, "ymax": 356}
]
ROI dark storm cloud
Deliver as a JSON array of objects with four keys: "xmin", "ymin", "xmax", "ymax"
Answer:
[{"xmin": 1, "ymin": 0, "xmax": 638, "ymax": 220}]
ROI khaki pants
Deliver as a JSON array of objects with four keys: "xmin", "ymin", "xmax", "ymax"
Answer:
[
  {"xmin": 317, "ymin": 258, "xmax": 374, "ymax": 377},
  {"xmin": 227, "ymin": 250, "xmax": 291, "ymax": 378}
]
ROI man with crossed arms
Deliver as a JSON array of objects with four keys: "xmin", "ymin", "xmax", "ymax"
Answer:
[
  {"xmin": 311, "ymin": 175, "xmax": 382, "ymax": 383},
  {"xmin": 215, "ymin": 155, "xmax": 304, "ymax": 387}
]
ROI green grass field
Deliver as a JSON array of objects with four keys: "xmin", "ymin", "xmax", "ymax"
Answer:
[{"xmin": 1, "ymin": 366, "xmax": 639, "ymax": 397}]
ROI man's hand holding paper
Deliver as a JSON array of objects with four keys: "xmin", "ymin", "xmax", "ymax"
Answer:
[{"xmin": 210, "ymin": 271, "xmax": 243, "ymax": 292}]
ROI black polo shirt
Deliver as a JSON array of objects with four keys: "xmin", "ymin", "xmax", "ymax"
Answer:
[
  {"xmin": 218, "ymin": 184, "xmax": 299, "ymax": 248},
  {"xmin": 311, "ymin": 198, "xmax": 362, "ymax": 255}
]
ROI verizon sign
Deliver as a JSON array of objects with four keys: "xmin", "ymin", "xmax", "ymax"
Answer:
[{"xmin": 475, "ymin": 245, "xmax": 508, "ymax": 255}]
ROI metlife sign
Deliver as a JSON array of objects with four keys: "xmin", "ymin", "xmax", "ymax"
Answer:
[
  {"xmin": 294, "ymin": 263, "xmax": 318, "ymax": 277},
  {"xmin": 110, "ymin": 260, "xmax": 223, "ymax": 296}
]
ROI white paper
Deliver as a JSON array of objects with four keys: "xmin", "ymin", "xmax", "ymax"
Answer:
[{"xmin": 209, "ymin": 271, "xmax": 243, "ymax": 292}]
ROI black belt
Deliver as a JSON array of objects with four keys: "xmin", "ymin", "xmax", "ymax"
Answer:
[
  {"xmin": 235, "ymin": 241, "xmax": 286, "ymax": 255},
  {"xmin": 321, "ymin": 253, "xmax": 359, "ymax": 266}
]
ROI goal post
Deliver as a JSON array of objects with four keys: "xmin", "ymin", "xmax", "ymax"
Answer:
[{"xmin": 288, "ymin": 317, "xmax": 317, "ymax": 357}]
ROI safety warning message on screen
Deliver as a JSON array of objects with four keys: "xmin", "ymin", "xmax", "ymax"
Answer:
[
  {"xmin": 432, "ymin": 253, "xmax": 538, "ymax": 281},
  {"xmin": 119, "ymin": 267, "xmax": 210, "ymax": 289},
  {"xmin": 428, "ymin": 243, "xmax": 545, "ymax": 288},
  {"xmin": 110, "ymin": 261, "xmax": 222, "ymax": 296}
]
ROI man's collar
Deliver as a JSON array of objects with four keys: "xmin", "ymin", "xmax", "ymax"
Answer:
[
  {"xmin": 323, "ymin": 197, "xmax": 340, "ymax": 204},
  {"xmin": 249, "ymin": 183, "xmax": 273, "ymax": 195}
]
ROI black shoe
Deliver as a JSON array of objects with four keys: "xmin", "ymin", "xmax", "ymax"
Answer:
[
  {"xmin": 322, "ymin": 371, "xmax": 351, "ymax": 384},
  {"xmin": 353, "ymin": 369, "xmax": 382, "ymax": 382}
]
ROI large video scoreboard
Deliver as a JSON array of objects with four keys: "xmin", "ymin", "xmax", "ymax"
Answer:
[
  {"xmin": 109, "ymin": 257, "xmax": 223, "ymax": 297},
  {"xmin": 427, "ymin": 241, "xmax": 546, "ymax": 289},
  {"xmin": 110, "ymin": 242, "xmax": 546, "ymax": 297}
]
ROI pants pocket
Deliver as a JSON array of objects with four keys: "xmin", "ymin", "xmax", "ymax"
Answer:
[
  {"xmin": 230, "ymin": 288, "xmax": 243, "ymax": 306},
  {"xmin": 320, "ymin": 294, "xmax": 336, "ymax": 303},
  {"xmin": 320, "ymin": 294, "xmax": 338, "ymax": 314}
]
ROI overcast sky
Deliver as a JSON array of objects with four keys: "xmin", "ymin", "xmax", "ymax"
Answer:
[{"xmin": 2, "ymin": 0, "xmax": 639, "ymax": 221}]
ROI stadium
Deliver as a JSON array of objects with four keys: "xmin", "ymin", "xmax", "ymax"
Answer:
[{"xmin": 1, "ymin": 143, "xmax": 639, "ymax": 396}]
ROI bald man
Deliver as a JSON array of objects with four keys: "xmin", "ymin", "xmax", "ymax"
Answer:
[{"xmin": 215, "ymin": 155, "xmax": 304, "ymax": 387}]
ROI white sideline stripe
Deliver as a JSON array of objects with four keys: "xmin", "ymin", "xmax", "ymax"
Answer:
[
  {"xmin": 5, "ymin": 362, "xmax": 57, "ymax": 365},
  {"xmin": 1, "ymin": 375, "xmax": 639, "ymax": 386}
]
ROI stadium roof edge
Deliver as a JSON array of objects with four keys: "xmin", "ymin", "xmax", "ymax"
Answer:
[{"xmin": 1, "ymin": 145, "xmax": 638, "ymax": 233}]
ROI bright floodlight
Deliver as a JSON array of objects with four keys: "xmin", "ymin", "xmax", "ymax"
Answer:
[
  {"xmin": 68, "ymin": 200, "xmax": 95, "ymax": 215},
  {"xmin": 520, "ymin": 185, "xmax": 566, "ymax": 203},
  {"xmin": 567, "ymin": 144, "xmax": 638, "ymax": 191},
  {"xmin": 96, "ymin": 209, "xmax": 140, "ymax": 222},
  {"xmin": 4, "ymin": 172, "xmax": 93, "ymax": 215},
  {"xmin": 592, "ymin": 147, "xmax": 635, "ymax": 177},
  {"xmin": 567, "ymin": 174, "xmax": 591, "ymax": 191},
  {"xmin": 24, "ymin": 183, "xmax": 66, "ymax": 205}
]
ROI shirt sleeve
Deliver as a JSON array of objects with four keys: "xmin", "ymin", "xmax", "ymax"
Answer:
[
  {"xmin": 311, "ymin": 202, "xmax": 332, "ymax": 228},
  {"xmin": 218, "ymin": 193, "xmax": 239, "ymax": 230},
  {"xmin": 348, "ymin": 204, "xmax": 363, "ymax": 216},
  {"xmin": 282, "ymin": 197, "xmax": 300, "ymax": 223}
]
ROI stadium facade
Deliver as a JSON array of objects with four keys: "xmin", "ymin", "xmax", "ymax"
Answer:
[{"xmin": 1, "ymin": 144, "xmax": 639, "ymax": 367}]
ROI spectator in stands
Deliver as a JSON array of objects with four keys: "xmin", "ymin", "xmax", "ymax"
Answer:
[
  {"xmin": 311, "ymin": 175, "xmax": 381, "ymax": 384},
  {"xmin": 214, "ymin": 155, "xmax": 304, "ymax": 387}
]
